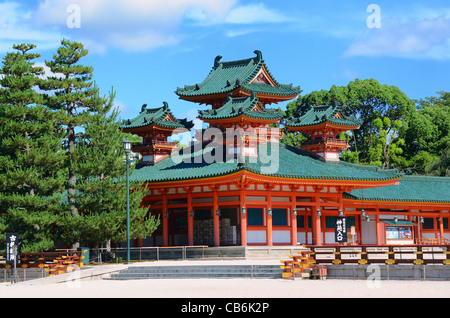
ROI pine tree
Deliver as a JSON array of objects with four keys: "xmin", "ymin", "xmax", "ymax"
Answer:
[
  {"xmin": 40, "ymin": 39, "xmax": 103, "ymax": 223},
  {"xmin": 40, "ymin": 39, "xmax": 159, "ymax": 248},
  {"xmin": 62, "ymin": 94, "xmax": 160, "ymax": 246},
  {"xmin": 0, "ymin": 44, "xmax": 66, "ymax": 252}
]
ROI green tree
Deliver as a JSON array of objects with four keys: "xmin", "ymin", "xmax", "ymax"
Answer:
[
  {"xmin": 0, "ymin": 44, "xmax": 66, "ymax": 252},
  {"xmin": 39, "ymin": 39, "xmax": 106, "ymax": 248},
  {"xmin": 401, "ymin": 91, "xmax": 450, "ymax": 175},
  {"xmin": 62, "ymin": 100, "xmax": 160, "ymax": 246},
  {"xmin": 39, "ymin": 39, "xmax": 159, "ymax": 248},
  {"xmin": 283, "ymin": 79, "xmax": 415, "ymax": 166},
  {"xmin": 370, "ymin": 117, "xmax": 405, "ymax": 169}
]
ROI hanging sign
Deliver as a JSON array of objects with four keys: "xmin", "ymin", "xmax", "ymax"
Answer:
[
  {"xmin": 335, "ymin": 217, "xmax": 347, "ymax": 243},
  {"xmin": 6, "ymin": 232, "xmax": 19, "ymax": 264}
]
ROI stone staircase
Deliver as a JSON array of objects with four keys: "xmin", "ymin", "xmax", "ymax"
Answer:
[{"xmin": 104, "ymin": 264, "xmax": 284, "ymax": 280}]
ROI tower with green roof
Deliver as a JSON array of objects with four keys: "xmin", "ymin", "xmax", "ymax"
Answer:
[
  {"xmin": 285, "ymin": 101, "xmax": 362, "ymax": 161},
  {"xmin": 176, "ymin": 50, "xmax": 301, "ymax": 108},
  {"xmin": 120, "ymin": 101, "xmax": 193, "ymax": 164}
]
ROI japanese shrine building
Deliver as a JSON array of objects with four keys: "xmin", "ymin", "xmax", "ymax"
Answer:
[{"xmin": 120, "ymin": 50, "xmax": 450, "ymax": 247}]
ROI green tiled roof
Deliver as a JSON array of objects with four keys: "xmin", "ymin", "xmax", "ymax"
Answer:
[
  {"xmin": 285, "ymin": 103, "xmax": 362, "ymax": 128},
  {"xmin": 347, "ymin": 175, "xmax": 450, "ymax": 203},
  {"xmin": 175, "ymin": 50, "xmax": 301, "ymax": 99},
  {"xmin": 120, "ymin": 102, "xmax": 194, "ymax": 130},
  {"xmin": 382, "ymin": 220, "xmax": 417, "ymax": 226},
  {"xmin": 130, "ymin": 142, "xmax": 402, "ymax": 183},
  {"xmin": 198, "ymin": 94, "xmax": 282, "ymax": 121}
]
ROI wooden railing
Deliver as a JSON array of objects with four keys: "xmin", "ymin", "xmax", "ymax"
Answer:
[
  {"xmin": 415, "ymin": 238, "xmax": 449, "ymax": 245},
  {"xmin": 194, "ymin": 128, "xmax": 283, "ymax": 143},
  {"xmin": 302, "ymin": 137, "xmax": 348, "ymax": 147},
  {"xmin": 134, "ymin": 140, "xmax": 178, "ymax": 149},
  {"xmin": 305, "ymin": 244, "xmax": 450, "ymax": 265}
]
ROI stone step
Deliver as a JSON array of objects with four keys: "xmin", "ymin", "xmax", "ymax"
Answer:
[{"xmin": 105, "ymin": 265, "xmax": 284, "ymax": 280}]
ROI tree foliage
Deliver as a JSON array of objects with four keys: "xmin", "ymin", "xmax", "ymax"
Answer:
[
  {"xmin": 0, "ymin": 41, "xmax": 160, "ymax": 252},
  {"xmin": 283, "ymin": 79, "xmax": 449, "ymax": 175},
  {"xmin": 0, "ymin": 44, "xmax": 66, "ymax": 252}
]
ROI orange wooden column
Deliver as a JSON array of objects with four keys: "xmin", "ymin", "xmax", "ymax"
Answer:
[
  {"xmin": 162, "ymin": 189, "xmax": 169, "ymax": 247},
  {"xmin": 439, "ymin": 210, "xmax": 445, "ymax": 244},
  {"xmin": 376, "ymin": 208, "xmax": 384, "ymax": 245},
  {"xmin": 186, "ymin": 187, "xmax": 194, "ymax": 246},
  {"xmin": 312, "ymin": 195, "xmax": 322, "ymax": 245},
  {"xmin": 212, "ymin": 186, "xmax": 220, "ymax": 247},
  {"xmin": 240, "ymin": 185, "xmax": 247, "ymax": 246},
  {"xmin": 290, "ymin": 186, "xmax": 298, "ymax": 245},
  {"xmin": 266, "ymin": 184, "xmax": 273, "ymax": 246}
]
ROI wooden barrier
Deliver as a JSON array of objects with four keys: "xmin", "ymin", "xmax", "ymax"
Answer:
[
  {"xmin": 305, "ymin": 244, "xmax": 450, "ymax": 266},
  {"xmin": 0, "ymin": 250, "xmax": 86, "ymax": 277},
  {"xmin": 280, "ymin": 250, "xmax": 323, "ymax": 279}
]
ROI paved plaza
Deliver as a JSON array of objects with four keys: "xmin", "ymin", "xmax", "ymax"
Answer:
[{"xmin": 1, "ymin": 260, "xmax": 450, "ymax": 298}]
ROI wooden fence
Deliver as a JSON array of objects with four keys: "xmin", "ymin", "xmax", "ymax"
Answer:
[{"xmin": 306, "ymin": 244, "xmax": 450, "ymax": 265}]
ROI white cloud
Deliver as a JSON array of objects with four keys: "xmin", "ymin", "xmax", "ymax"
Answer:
[
  {"xmin": 225, "ymin": 3, "xmax": 291, "ymax": 24},
  {"xmin": 0, "ymin": 2, "xmax": 62, "ymax": 53},
  {"xmin": 113, "ymin": 100, "xmax": 130, "ymax": 117},
  {"xmin": 29, "ymin": 0, "xmax": 237, "ymax": 52},
  {"xmin": 344, "ymin": 16, "xmax": 450, "ymax": 60},
  {"xmin": 35, "ymin": 62, "xmax": 64, "ymax": 79},
  {"xmin": 225, "ymin": 28, "xmax": 260, "ymax": 38},
  {"xmin": 0, "ymin": 0, "xmax": 238, "ymax": 54}
]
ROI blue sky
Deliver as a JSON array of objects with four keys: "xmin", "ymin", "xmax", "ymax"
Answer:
[{"xmin": 1, "ymin": 0, "xmax": 449, "ymax": 127}]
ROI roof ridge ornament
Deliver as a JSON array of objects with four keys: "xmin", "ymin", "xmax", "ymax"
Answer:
[
  {"xmin": 214, "ymin": 55, "xmax": 223, "ymax": 68},
  {"xmin": 140, "ymin": 104, "xmax": 147, "ymax": 113},
  {"xmin": 254, "ymin": 50, "xmax": 263, "ymax": 63}
]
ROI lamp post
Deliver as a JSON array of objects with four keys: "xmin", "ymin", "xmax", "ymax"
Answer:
[{"xmin": 123, "ymin": 138, "xmax": 132, "ymax": 264}]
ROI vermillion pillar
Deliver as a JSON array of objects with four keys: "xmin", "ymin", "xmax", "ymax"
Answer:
[
  {"xmin": 439, "ymin": 210, "xmax": 445, "ymax": 244},
  {"xmin": 290, "ymin": 187, "xmax": 298, "ymax": 245},
  {"xmin": 212, "ymin": 187, "xmax": 220, "ymax": 247},
  {"xmin": 240, "ymin": 186, "xmax": 247, "ymax": 246},
  {"xmin": 312, "ymin": 195, "xmax": 322, "ymax": 245},
  {"xmin": 162, "ymin": 190, "xmax": 169, "ymax": 247},
  {"xmin": 376, "ymin": 209, "xmax": 384, "ymax": 245},
  {"xmin": 312, "ymin": 210, "xmax": 322, "ymax": 245},
  {"xmin": 187, "ymin": 188, "xmax": 194, "ymax": 246},
  {"xmin": 266, "ymin": 185, "xmax": 273, "ymax": 246}
]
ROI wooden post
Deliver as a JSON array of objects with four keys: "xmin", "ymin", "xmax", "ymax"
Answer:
[
  {"xmin": 439, "ymin": 210, "xmax": 445, "ymax": 244},
  {"xmin": 212, "ymin": 186, "xmax": 220, "ymax": 247},
  {"xmin": 266, "ymin": 184, "xmax": 273, "ymax": 246},
  {"xmin": 290, "ymin": 187, "xmax": 298, "ymax": 245},
  {"xmin": 376, "ymin": 208, "xmax": 384, "ymax": 245},
  {"xmin": 162, "ymin": 189, "xmax": 169, "ymax": 247},
  {"xmin": 312, "ymin": 195, "xmax": 322, "ymax": 246},
  {"xmin": 186, "ymin": 188, "xmax": 194, "ymax": 246},
  {"xmin": 240, "ymin": 186, "xmax": 247, "ymax": 246}
]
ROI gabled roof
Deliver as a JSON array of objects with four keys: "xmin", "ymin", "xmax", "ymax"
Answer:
[
  {"xmin": 120, "ymin": 102, "xmax": 194, "ymax": 131},
  {"xmin": 129, "ymin": 142, "xmax": 403, "ymax": 184},
  {"xmin": 346, "ymin": 175, "xmax": 450, "ymax": 203},
  {"xmin": 198, "ymin": 94, "xmax": 282, "ymax": 122},
  {"xmin": 285, "ymin": 102, "xmax": 362, "ymax": 129},
  {"xmin": 175, "ymin": 50, "xmax": 301, "ymax": 103}
]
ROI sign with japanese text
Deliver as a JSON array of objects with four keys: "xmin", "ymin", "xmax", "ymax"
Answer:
[
  {"xmin": 6, "ymin": 232, "xmax": 19, "ymax": 264},
  {"xmin": 335, "ymin": 217, "xmax": 347, "ymax": 243}
]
